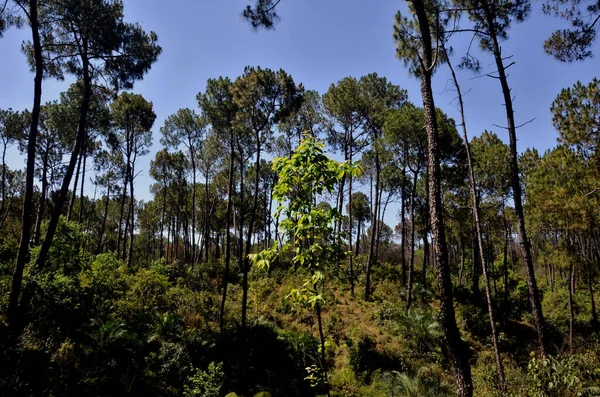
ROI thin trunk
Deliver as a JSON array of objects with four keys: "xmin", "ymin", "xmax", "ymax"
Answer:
[
  {"xmin": 348, "ymin": 168, "xmax": 355, "ymax": 296},
  {"xmin": 503, "ymin": 226, "xmax": 510, "ymax": 325},
  {"xmin": 444, "ymin": 41, "xmax": 505, "ymax": 390},
  {"xmin": 0, "ymin": 142, "xmax": 7, "ymax": 224},
  {"xmin": 191, "ymin": 153, "xmax": 197, "ymax": 265},
  {"xmin": 568, "ymin": 262, "xmax": 575, "ymax": 353},
  {"xmin": 8, "ymin": 0, "xmax": 43, "ymax": 333},
  {"xmin": 413, "ymin": 2, "xmax": 473, "ymax": 393},
  {"xmin": 21, "ymin": 43, "xmax": 93, "ymax": 330},
  {"xmin": 67, "ymin": 148, "xmax": 82, "ymax": 221},
  {"xmin": 481, "ymin": 0, "xmax": 547, "ymax": 357},
  {"xmin": 364, "ymin": 156, "xmax": 380, "ymax": 301},
  {"xmin": 587, "ymin": 264, "xmax": 598, "ymax": 330},
  {"xmin": 160, "ymin": 185, "xmax": 167, "ymax": 258},
  {"xmin": 78, "ymin": 146, "xmax": 87, "ymax": 223},
  {"xmin": 117, "ymin": 175, "xmax": 128, "ymax": 258},
  {"xmin": 220, "ymin": 137, "xmax": 235, "ymax": 333},
  {"xmin": 407, "ymin": 170, "xmax": 418, "ymax": 311},
  {"xmin": 127, "ymin": 161, "xmax": 135, "ymax": 268},
  {"xmin": 400, "ymin": 163, "xmax": 407, "ymax": 285},
  {"xmin": 96, "ymin": 185, "xmax": 110, "ymax": 254},
  {"xmin": 242, "ymin": 134, "xmax": 261, "ymax": 329},
  {"xmin": 472, "ymin": 223, "xmax": 481, "ymax": 300},
  {"xmin": 33, "ymin": 160, "xmax": 48, "ymax": 245}
]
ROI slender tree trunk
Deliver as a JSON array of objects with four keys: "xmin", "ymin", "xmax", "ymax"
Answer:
[
  {"xmin": 503, "ymin": 226, "xmax": 510, "ymax": 325},
  {"xmin": 0, "ymin": 142, "xmax": 8, "ymax": 225},
  {"xmin": 160, "ymin": 185, "xmax": 167, "ymax": 258},
  {"xmin": 78, "ymin": 146, "xmax": 87, "ymax": 223},
  {"xmin": 587, "ymin": 263, "xmax": 598, "ymax": 330},
  {"xmin": 127, "ymin": 161, "xmax": 135, "ymax": 267},
  {"xmin": 413, "ymin": 2, "xmax": 473, "ymax": 393},
  {"xmin": 348, "ymin": 166, "xmax": 355, "ymax": 296},
  {"xmin": 242, "ymin": 134, "xmax": 261, "ymax": 329},
  {"xmin": 67, "ymin": 148, "xmax": 82, "ymax": 221},
  {"xmin": 96, "ymin": 185, "xmax": 110, "ymax": 254},
  {"xmin": 220, "ymin": 137, "xmax": 235, "ymax": 333},
  {"xmin": 400, "ymin": 162, "xmax": 407, "ymax": 285},
  {"xmin": 407, "ymin": 170, "xmax": 418, "ymax": 310},
  {"xmin": 364, "ymin": 156, "xmax": 380, "ymax": 300},
  {"xmin": 444, "ymin": 42, "xmax": 506, "ymax": 390},
  {"xmin": 33, "ymin": 161, "xmax": 48, "ymax": 245},
  {"xmin": 117, "ymin": 174, "xmax": 128, "ymax": 258},
  {"xmin": 472, "ymin": 224, "xmax": 481, "ymax": 300},
  {"xmin": 422, "ymin": 225, "xmax": 429, "ymax": 286},
  {"xmin": 568, "ymin": 262, "xmax": 575, "ymax": 353},
  {"xmin": 481, "ymin": 0, "xmax": 547, "ymax": 356},
  {"xmin": 20, "ymin": 47, "xmax": 93, "ymax": 330},
  {"xmin": 8, "ymin": 0, "xmax": 43, "ymax": 333}
]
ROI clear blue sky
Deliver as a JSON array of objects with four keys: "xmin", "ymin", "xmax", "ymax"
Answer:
[{"xmin": 0, "ymin": 0, "xmax": 597, "ymax": 226}]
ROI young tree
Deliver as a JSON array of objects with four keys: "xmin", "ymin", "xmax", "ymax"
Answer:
[{"xmin": 251, "ymin": 135, "xmax": 358, "ymax": 395}]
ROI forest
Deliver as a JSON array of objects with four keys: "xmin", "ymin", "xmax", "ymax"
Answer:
[{"xmin": 1, "ymin": 0, "xmax": 600, "ymax": 396}]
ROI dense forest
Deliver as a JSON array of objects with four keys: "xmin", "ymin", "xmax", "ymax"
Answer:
[{"xmin": 1, "ymin": 0, "xmax": 600, "ymax": 396}]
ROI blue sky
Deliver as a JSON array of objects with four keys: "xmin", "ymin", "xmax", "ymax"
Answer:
[{"xmin": 0, "ymin": 0, "xmax": 597, "ymax": 226}]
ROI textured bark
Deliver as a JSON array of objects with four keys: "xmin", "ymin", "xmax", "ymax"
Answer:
[
  {"xmin": 412, "ymin": 0, "xmax": 473, "ymax": 393},
  {"xmin": 8, "ymin": 0, "xmax": 43, "ymax": 333}
]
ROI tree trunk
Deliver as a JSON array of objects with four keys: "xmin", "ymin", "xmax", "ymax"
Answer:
[
  {"xmin": 33, "ymin": 159, "xmax": 48, "ymax": 245},
  {"xmin": 117, "ymin": 174, "xmax": 128, "ymax": 258},
  {"xmin": 348, "ymin": 164, "xmax": 355, "ymax": 296},
  {"xmin": 127, "ymin": 161, "xmax": 135, "ymax": 268},
  {"xmin": 219, "ymin": 136, "xmax": 235, "ymax": 333},
  {"xmin": 242, "ymin": 133, "xmax": 261, "ymax": 329},
  {"xmin": 400, "ymin": 162, "xmax": 407, "ymax": 286},
  {"xmin": 8, "ymin": 0, "xmax": 43, "ymax": 334},
  {"xmin": 587, "ymin": 263, "xmax": 598, "ymax": 330},
  {"xmin": 96, "ymin": 185, "xmax": 110, "ymax": 254},
  {"xmin": 407, "ymin": 170, "xmax": 418, "ymax": 311},
  {"xmin": 20, "ymin": 44, "xmax": 93, "ymax": 331},
  {"xmin": 481, "ymin": 0, "xmax": 547, "ymax": 357},
  {"xmin": 413, "ymin": 1, "xmax": 473, "ymax": 393},
  {"xmin": 78, "ymin": 146, "xmax": 87, "ymax": 223},
  {"xmin": 364, "ymin": 156, "xmax": 380, "ymax": 301},
  {"xmin": 444, "ymin": 41, "xmax": 506, "ymax": 390},
  {"xmin": 568, "ymin": 262, "xmax": 575, "ymax": 353},
  {"xmin": 67, "ymin": 148, "xmax": 82, "ymax": 221}
]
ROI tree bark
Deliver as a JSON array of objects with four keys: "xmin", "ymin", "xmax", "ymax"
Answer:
[
  {"xmin": 444, "ymin": 41, "xmax": 505, "ymax": 390},
  {"xmin": 481, "ymin": 0, "xmax": 547, "ymax": 357},
  {"xmin": 67, "ymin": 148, "xmax": 82, "ymax": 221},
  {"xmin": 219, "ymin": 134, "xmax": 235, "ymax": 333},
  {"xmin": 8, "ymin": 0, "xmax": 43, "ymax": 334},
  {"xmin": 406, "ymin": 170, "xmax": 418, "ymax": 311},
  {"xmin": 568, "ymin": 262, "xmax": 575, "ymax": 353},
  {"xmin": 412, "ymin": 0, "xmax": 473, "ymax": 393}
]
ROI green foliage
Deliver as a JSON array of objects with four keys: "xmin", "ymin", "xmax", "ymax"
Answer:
[
  {"xmin": 183, "ymin": 361, "xmax": 225, "ymax": 397},
  {"xmin": 526, "ymin": 353, "xmax": 600, "ymax": 396}
]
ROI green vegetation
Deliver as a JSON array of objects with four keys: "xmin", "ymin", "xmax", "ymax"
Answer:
[{"xmin": 1, "ymin": 0, "xmax": 600, "ymax": 396}]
